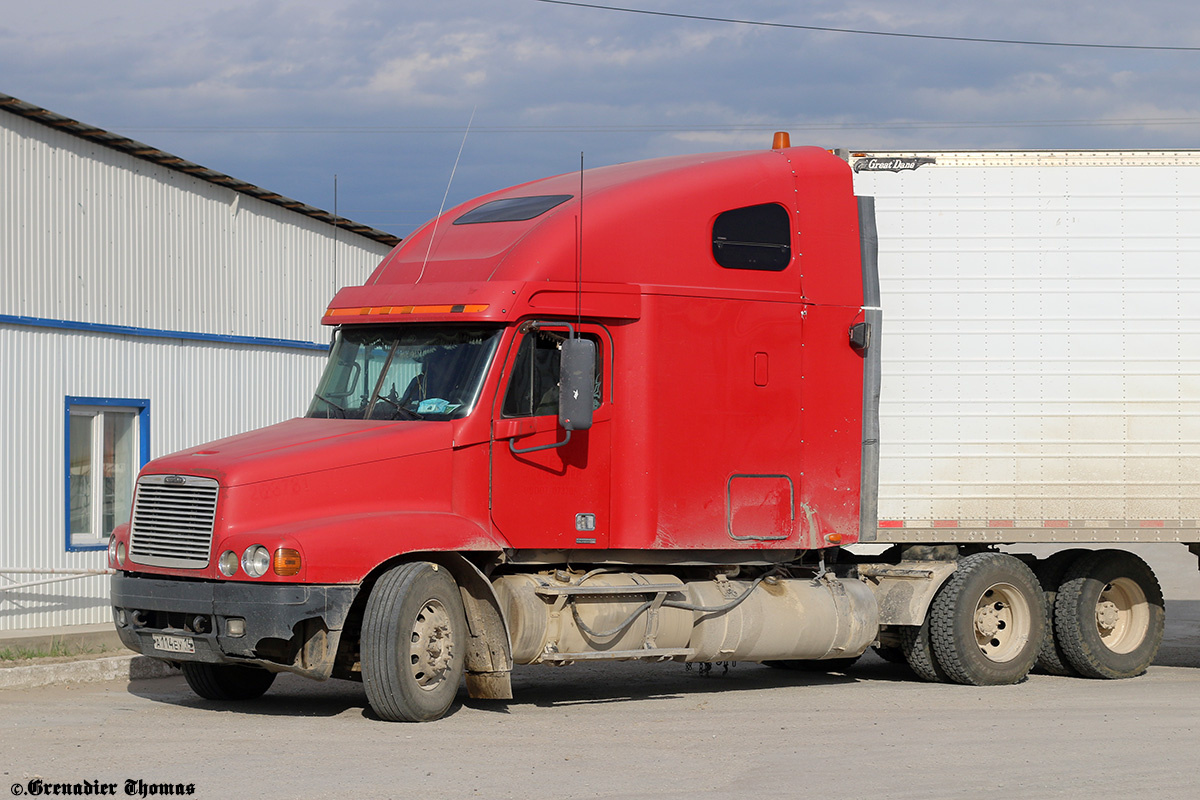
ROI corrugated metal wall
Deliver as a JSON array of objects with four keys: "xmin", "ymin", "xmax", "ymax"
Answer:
[
  {"xmin": 1, "ymin": 110, "xmax": 388, "ymax": 342},
  {"xmin": 1, "ymin": 109, "xmax": 394, "ymax": 631}
]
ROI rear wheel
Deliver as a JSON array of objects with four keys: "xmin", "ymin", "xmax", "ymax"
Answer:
[
  {"xmin": 361, "ymin": 562, "xmax": 467, "ymax": 722},
  {"xmin": 1032, "ymin": 549, "xmax": 1089, "ymax": 676},
  {"xmin": 1054, "ymin": 550, "xmax": 1164, "ymax": 679},
  {"xmin": 929, "ymin": 552, "xmax": 1045, "ymax": 686},
  {"xmin": 901, "ymin": 618, "xmax": 949, "ymax": 683},
  {"xmin": 181, "ymin": 662, "xmax": 276, "ymax": 701}
]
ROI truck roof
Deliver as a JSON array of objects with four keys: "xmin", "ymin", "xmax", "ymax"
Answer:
[{"xmin": 324, "ymin": 145, "xmax": 861, "ymax": 324}]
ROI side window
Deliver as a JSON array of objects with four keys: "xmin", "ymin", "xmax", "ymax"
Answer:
[
  {"xmin": 65, "ymin": 397, "xmax": 150, "ymax": 550},
  {"xmin": 712, "ymin": 202, "xmax": 792, "ymax": 271},
  {"xmin": 502, "ymin": 331, "xmax": 602, "ymax": 418}
]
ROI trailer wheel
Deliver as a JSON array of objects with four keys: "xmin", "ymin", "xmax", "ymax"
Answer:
[
  {"xmin": 900, "ymin": 618, "xmax": 949, "ymax": 683},
  {"xmin": 929, "ymin": 552, "xmax": 1045, "ymax": 685},
  {"xmin": 1053, "ymin": 549, "xmax": 1164, "ymax": 679},
  {"xmin": 1032, "ymin": 549, "xmax": 1089, "ymax": 676},
  {"xmin": 180, "ymin": 662, "xmax": 276, "ymax": 701},
  {"xmin": 361, "ymin": 561, "xmax": 467, "ymax": 722}
]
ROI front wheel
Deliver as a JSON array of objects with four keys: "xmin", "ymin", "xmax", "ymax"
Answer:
[
  {"xmin": 929, "ymin": 552, "xmax": 1046, "ymax": 686},
  {"xmin": 361, "ymin": 562, "xmax": 467, "ymax": 722},
  {"xmin": 1054, "ymin": 549, "xmax": 1165, "ymax": 679},
  {"xmin": 181, "ymin": 662, "xmax": 276, "ymax": 701}
]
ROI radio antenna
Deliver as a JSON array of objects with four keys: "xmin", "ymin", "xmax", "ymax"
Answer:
[
  {"xmin": 418, "ymin": 106, "xmax": 477, "ymax": 282},
  {"xmin": 332, "ymin": 174, "xmax": 339, "ymax": 293},
  {"xmin": 576, "ymin": 151, "xmax": 584, "ymax": 328}
]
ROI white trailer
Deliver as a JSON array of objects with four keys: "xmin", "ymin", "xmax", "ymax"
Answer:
[{"xmin": 841, "ymin": 151, "xmax": 1200, "ymax": 684}]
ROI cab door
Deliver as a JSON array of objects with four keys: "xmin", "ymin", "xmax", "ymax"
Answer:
[{"xmin": 490, "ymin": 324, "xmax": 611, "ymax": 549}]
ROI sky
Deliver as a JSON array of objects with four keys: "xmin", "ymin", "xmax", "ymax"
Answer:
[{"xmin": 3, "ymin": 0, "xmax": 1200, "ymax": 239}]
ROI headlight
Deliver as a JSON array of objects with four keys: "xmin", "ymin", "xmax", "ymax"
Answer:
[
  {"xmin": 241, "ymin": 545, "xmax": 270, "ymax": 578},
  {"xmin": 116, "ymin": 541, "xmax": 126, "ymax": 566},
  {"xmin": 108, "ymin": 538, "xmax": 118, "ymax": 565},
  {"xmin": 218, "ymin": 550, "xmax": 239, "ymax": 577}
]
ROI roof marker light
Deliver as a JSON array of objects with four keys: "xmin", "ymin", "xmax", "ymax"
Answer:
[{"xmin": 324, "ymin": 304, "xmax": 489, "ymax": 319}]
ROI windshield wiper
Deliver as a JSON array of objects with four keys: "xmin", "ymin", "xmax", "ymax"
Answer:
[
  {"xmin": 372, "ymin": 394, "xmax": 424, "ymax": 421},
  {"xmin": 314, "ymin": 393, "xmax": 348, "ymax": 418}
]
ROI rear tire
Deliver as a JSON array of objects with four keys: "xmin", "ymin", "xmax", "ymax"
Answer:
[
  {"xmin": 901, "ymin": 618, "xmax": 949, "ymax": 683},
  {"xmin": 1054, "ymin": 549, "xmax": 1164, "ymax": 679},
  {"xmin": 362, "ymin": 562, "xmax": 467, "ymax": 722},
  {"xmin": 181, "ymin": 662, "xmax": 275, "ymax": 701},
  {"xmin": 929, "ymin": 552, "xmax": 1045, "ymax": 686},
  {"xmin": 1033, "ymin": 549, "xmax": 1089, "ymax": 676}
]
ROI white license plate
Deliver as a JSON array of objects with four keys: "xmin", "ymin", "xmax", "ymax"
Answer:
[{"xmin": 151, "ymin": 634, "xmax": 195, "ymax": 654}]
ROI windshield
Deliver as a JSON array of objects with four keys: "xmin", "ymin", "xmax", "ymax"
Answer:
[{"xmin": 306, "ymin": 326, "xmax": 502, "ymax": 421}]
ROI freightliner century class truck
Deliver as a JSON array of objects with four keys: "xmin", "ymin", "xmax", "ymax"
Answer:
[{"xmin": 109, "ymin": 136, "xmax": 1200, "ymax": 721}]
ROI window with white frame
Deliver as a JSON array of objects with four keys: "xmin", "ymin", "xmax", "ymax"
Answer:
[{"xmin": 65, "ymin": 397, "xmax": 150, "ymax": 550}]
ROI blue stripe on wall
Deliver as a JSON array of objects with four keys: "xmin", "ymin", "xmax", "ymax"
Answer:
[{"xmin": 0, "ymin": 313, "xmax": 330, "ymax": 351}]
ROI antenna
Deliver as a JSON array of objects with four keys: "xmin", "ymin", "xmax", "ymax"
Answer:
[
  {"xmin": 417, "ymin": 106, "xmax": 477, "ymax": 283},
  {"xmin": 332, "ymin": 173, "xmax": 338, "ymax": 292},
  {"xmin": 576, "ymin": 152, "xmax": 584, "ymax": 329}
]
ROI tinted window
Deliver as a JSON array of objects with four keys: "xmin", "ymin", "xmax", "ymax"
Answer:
[
  {"xmin": 454, "ymin": 195, "xmax": 573, "ymax": 225},
  {"xmin": 502, "ymin": 331, "xmax": 602, "ymax": 418},
  {"xmin": 712, "ymin": 203, "xmax": 792, "ymax": 271}
]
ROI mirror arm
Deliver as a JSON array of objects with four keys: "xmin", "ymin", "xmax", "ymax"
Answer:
[{"xmin": 509, "ymin": 429, "xmax": 572, "ymax": 455}]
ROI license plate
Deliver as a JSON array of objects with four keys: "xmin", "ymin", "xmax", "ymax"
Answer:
[{"xmin": 151, "ymin": 634, "xmax": 195, "ymax": 654}]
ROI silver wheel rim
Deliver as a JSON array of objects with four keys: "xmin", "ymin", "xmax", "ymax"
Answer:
[
  {"xmin": 1095, "ymin": 577, "xmax": 1150, "ymax": 654},
  {"xmin": 973, "ymin": 582, "xmax": 1032, "ymax": 663},
  {"xmin": 409, "ymin": 598, "xmax": 454, "ymax": 691}
]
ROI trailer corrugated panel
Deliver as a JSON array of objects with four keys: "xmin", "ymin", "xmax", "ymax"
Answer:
[{"xmin": 852, "ymin": 152, "xmax": 1200, "ymax": 544}]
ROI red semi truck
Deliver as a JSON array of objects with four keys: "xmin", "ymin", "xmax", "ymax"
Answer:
[{"xmin": 109, "ymin": 138, "xmax": 1192, "ymax": 721}]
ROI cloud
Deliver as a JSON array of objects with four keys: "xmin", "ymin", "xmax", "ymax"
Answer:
[{"xmin": 4, "ymin": 0, "xmax": 1200, "ymax": 237}]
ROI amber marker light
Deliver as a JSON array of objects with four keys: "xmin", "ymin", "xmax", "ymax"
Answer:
[
  {"xmin": 826, "ymin": 533, "xmax": 843, "ymax": 545},
  {"xmin": 772, "ymin": 131, "xmax": 791, "ymax": 149},
  {"xmin": 273, "ymin": 548, "xmax": 302, "ymax": 576}
]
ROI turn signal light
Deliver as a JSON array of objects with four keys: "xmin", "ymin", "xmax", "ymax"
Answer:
[
  {"xmin": 825, "ymin": 533, "xmax": 843, "ymax": 545},
  {"xmin": 273, "ymin": 548, "xmax": 302, "ymax": 576}
]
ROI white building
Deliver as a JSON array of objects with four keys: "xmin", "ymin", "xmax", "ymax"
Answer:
[{"xmin": 0, "ymin": 93, "xmax": 397, "ymax": 632}]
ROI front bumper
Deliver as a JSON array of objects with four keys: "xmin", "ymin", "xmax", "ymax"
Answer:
[{"xmin": 111, "ymin": 573, "xmax": 358, "ymax": 679}]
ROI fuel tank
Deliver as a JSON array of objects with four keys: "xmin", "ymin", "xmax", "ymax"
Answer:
[{"xmin": 492, "ymin": 571, "xmax": 879, "ymax": 665}]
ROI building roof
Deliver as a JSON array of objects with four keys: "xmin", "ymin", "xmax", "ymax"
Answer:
[{"xmin": 0, "ymin": 92, "xmax": 400, "ymax": 247}]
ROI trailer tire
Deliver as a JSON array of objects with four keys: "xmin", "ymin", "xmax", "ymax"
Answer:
[
  {"xmin": 181, "ymin": 662, "xmax": 275, "ymax": 701},
  {"xmin": 929, "ymin": 552, "xmax": 1045, "ymax": 686},
  {"xmin": 362, "ymin": 561, "xmax": 467, "ymax": 722},
  {"xmin": 1053, "ymin": 549, "xmax": 1164, "ymax": 679},
  {"xmin": 1033, "ymin": 549, "xmax": 1089, "ymax": 676}
]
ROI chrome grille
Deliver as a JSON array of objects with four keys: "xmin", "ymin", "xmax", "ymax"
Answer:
[{"xmin": 129, "ymin": 475, "xmax": 219, "ymax": 569}]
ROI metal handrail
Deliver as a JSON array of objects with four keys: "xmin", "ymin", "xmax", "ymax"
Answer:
[{"xmin": 0, "ymin": 568, "xmax": 114, "ymax": 593}]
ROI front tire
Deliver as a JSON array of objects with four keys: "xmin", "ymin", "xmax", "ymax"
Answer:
[
  {"xmin": 361, "ymin": 562, "xmax": 467, "ymax": 722},
  {"xmin": 1054, "ymin": 549, "xmax": 1165, "ymax": 679},
  {"xmin": 929, "ymin": 552, "xmax": 1046, "ymax": 686},
  {"xmin": 181, "ymin": 662, "xmax": 276, "ymax": 701}
]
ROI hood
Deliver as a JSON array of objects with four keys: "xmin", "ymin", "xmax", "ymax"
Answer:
[{"xmin": 143, "ymin": 418, "xmax": 453, "ymax": 488}]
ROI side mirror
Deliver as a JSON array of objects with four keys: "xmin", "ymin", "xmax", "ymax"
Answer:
[{"xmin": 558, "ymin": 337, "xmax": 595, "ymax": 431}]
